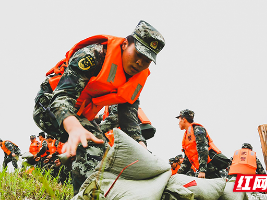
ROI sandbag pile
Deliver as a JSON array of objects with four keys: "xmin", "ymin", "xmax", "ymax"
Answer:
[
  {"xmin": 164, "ymin": 174, "xmax": 226, "ymax": 200},
  {"xmin": 71, "ymin": 129, "xmax": 236, "ymax": 200}
]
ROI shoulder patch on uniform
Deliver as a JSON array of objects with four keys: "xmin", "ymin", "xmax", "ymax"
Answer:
[
  {"xmin": 78, "ymin": 54, "xmax": 96, "ymax": 71},
  {"xmin": 194, "ymin": 126, "xmax": 206, "ymax": 135}
]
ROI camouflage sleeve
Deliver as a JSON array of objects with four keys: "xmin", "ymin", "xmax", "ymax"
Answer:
[
  {"xmin": 37, "ymin": 140, "xmax": 48, "ymax": 157},
  {"xmin": 118, "ymin": 99, "xmax": 146, "ymax": 144},
  {"xmin": 49, "ymin": 44, "xmax": 105, "ymax": 128},
  {"xmin": 5, "ymin": 141, "xmax": 14, "ymax": 155},
  {"xmin": 177, "ymin": 154, "xmax": 191, "ymax": 174},
  {"xmin": 256, "ymin": 157, "xmax": 266, "ymax": 174},
  {"xmin": 100, "ymin": 105, "xmax": 119, "ymax": 133},
  {"xmin": 194, "ymin": 125, "xmax": 209, "ymax": 173},
  {"xmin": 55, "ymin": 140, "xmax": 59, "ymax": 147}
]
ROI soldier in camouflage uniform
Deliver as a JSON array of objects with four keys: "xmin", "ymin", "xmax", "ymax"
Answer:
[
  {"xmin": 0, "ymin": 139, "xmax": 21, "ymax": 169},
  {"xmin": 33, "ymin": 20, "xmax": 165, "ymax": 194},
  {"xmin": 99, "ymin": 104, "xmax": 156, "ymax": 144},
  {"xmin": 176, "ymin": 109, "xmax": 227, "ymax": 179},
  {"xmin": 227, "ymin": 143, "xmax": 266, "ymax": 179}
]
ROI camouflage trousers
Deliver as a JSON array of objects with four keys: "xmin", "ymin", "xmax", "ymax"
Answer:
[
  {"xmin": 3, "ymin": 154, "xmax": 18, "ymax": 169},
  {"xmin": 33, "ymin": 100, "xmax": 107, "ymax": 195}
]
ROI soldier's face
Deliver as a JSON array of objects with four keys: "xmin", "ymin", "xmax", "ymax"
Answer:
[
  {"xmin": 121, "ymin": 39, "xmax": 151, "ymax": 76},
  {"xmin": 178, "ymin": 117, "xmax": 186, "ymax": 130}
]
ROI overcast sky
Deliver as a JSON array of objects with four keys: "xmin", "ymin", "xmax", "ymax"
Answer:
[{"xmin": 1, "ymin": 1, "xmax": 267, "ymax": 171}]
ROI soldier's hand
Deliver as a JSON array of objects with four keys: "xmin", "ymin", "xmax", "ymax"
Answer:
[
  {"xmin": 139, "ymin": 141, "xmax": 147, "ymax": 149},
  {"xmin": 62, "ymin": 116, "xmax": 104, "ymax": 157},
  {"xmin": 198, "ymin": 172, "xmax": 206, "ymax": 178},
  {"xmin": 35, "ymin": 157, "xmax": 41, "ymax": 162}
]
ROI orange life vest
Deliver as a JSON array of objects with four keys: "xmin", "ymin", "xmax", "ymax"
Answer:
[
  {"xmin": 1, "ymin": 140, "xmax": 18, "ymax": 156},
  {"xmin": 29, "ymin": 140, "xmax": 40, "ymax": 156},
  {"xmin": 228, "ymin": 149, "xmax": 257, "ymax": 175},
  {"xmin": 182, "ymin": 123, "xmax": 221, "ymax": 170},
  {"xmin": 38, "ymin": 139, "xmax": 48, "ymax": 157},
  {"xmin": 46, "ymin": 35, "xmax": 150, "ymax": 121},
  {"xmin": 47, "ymin": 139, "xmax": 57, "ymax": 155},
  {"xmin": 56, "ymin": 141, "xmax": 64, "ymax": 154},
  {"xmin": 171, "ymin": 165, "xmax": 180, "ymax": 175}
]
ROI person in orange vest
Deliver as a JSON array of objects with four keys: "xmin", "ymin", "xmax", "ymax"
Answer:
[
  {"xmin": 176, "ymin": 109, "xmax": 229, "ymax": 179},
  {"xmin": 25, "ymin": 135, "xmax": 40, "ymax": 165},
  {"xmin": 169, "ymin": 154, "xmax": 184, "ymax": 175},
  {"xmin": 33, "ymin": 20, "xmax": 165, "ymax": 194},
  {"xmin": 56, "ymin": 141, "xmax": 65, "ymax": 155},
  {"xmin": 29, "ymin": 135, "xmax": 40, "ymax": 156},
  {"xmin": 34, "ymin": 132, "xmax": 48, "ymax": 168},
  {"xmin": 43, "ymin": 135, "xmax": 59, "ymax": 167},
  {"xmin": 0, "ymin": 138, "xmax": 21, "ymax": 169},
  {"xmin": 169, "ymin": 158, "xmax": 179, "ymax": 175},
  {"xmin": 228, "ymin": 143, "xmax": 266, "ymax": 178}
]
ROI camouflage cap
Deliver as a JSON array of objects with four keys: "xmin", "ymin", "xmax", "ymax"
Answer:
[
  {"xmin": 175, "ymin": 154, "xmax": 183, "ymax": 160},
  {"xmin": 242, "ymin": 143, "xmax": 253, "ymax": 150},
  {"xmin": 30, "ymin": 135, "xmax": 36, "ymax": 139},
  {"xmin": 176, "ymin": 109, "xmax": 195, "ymax": 119},
  {"xmin": 38, "ymin": 132, "xmax": 45, "ymax": 138},
  {"xmin": 131, "ymin": 20, "xmax": 165, "ymax": 64},
  {"xmin": 169, "ymin": 158, "xmax": 176, "ymax": 164}
]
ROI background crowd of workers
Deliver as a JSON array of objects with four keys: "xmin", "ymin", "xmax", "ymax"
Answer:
[
  {"xmin": 24, "ymin": 132, "xmax": 72, "ymax": 184},
  {"xmin": 1, "ymin": 108, "xmax": 266, "ymax": 192},
  {"xmin": 169, "ymin": 109, "xmax": 266, "ymax": 180}
]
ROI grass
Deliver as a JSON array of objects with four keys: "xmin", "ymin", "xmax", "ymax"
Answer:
[{"xmin": 0, "ymin": 166, "xmax": 74, "ymax": 200}]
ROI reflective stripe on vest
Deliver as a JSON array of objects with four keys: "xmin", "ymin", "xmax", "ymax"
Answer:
[{"xmin": 228, "ymin": 149, "xmax": 257, "ymax": 175}]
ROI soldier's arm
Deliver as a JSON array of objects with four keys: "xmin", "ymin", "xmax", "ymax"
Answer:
[
  {"xmin": 194, "ymin": 126, "xmax": 209, "ymax": 173},
  {"xmin": 177, "ymin": 154, "xmax": 191, "ymax": 174},
  {"xmin": 118, "ymin": 99, "xmax": 146, "ymax": 146},
  {"xmin": 52, "ymin": 44, "xmax": 106, "ymax": 156},
  {"xmin": 49, "ymin": 44, "xmax": 105, "ymax": 132},
  {"xmin": 5, "ymin": 141, "xmax": 14, "ymax": 155},
  {"xmin": 256, "ymin": 157, "xmax": 266, "ymax": 174},
  {"xmin": 37, "ymin": 140, "xmax": 48, "ymax": 157},
  {"xmin": 100, "ymin": 105, "xmax": 120, "ymax": 133}
]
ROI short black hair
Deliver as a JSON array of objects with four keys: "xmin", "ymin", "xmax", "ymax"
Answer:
[
  {"xmin": 38, "ymin": 132, "xmax": 45, "ymax": 138},
  {"xmin": 126, "ymin": 35, "xmax": 135, "ymax": 45},
  {"xmin": 181, "ymin": 116, "xmax": 194, "ymax": 123}
]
